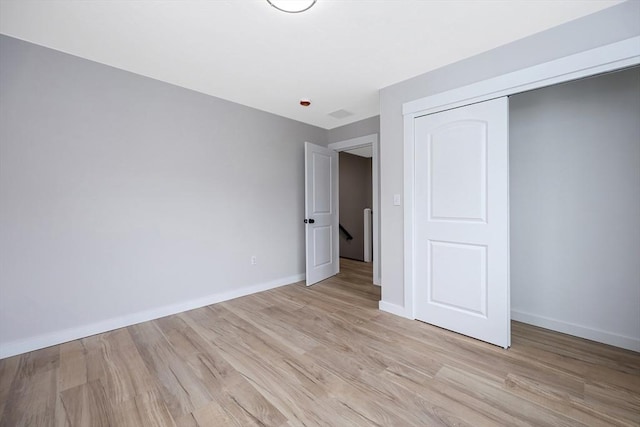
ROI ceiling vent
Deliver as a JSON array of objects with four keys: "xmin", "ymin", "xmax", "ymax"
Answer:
[{"xmin": 328, "ymin": 109, "xmax": 354, "ymax": 119}]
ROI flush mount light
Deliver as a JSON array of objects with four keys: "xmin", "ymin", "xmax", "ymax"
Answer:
[{"xmin": 267, "ymin": 0, "xmax": 316, "ymax": 13}]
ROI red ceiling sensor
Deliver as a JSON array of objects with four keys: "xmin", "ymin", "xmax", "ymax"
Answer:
[{"xmin": 300, "ymin": 99, "xmax": 311, "ymax": 107}]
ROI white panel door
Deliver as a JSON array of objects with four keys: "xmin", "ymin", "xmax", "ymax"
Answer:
[
  {"xmin": 413, "ymin": 97, "xmax": 510, "ymax": 348},
  {"xmin": 305, "ymin": 142, "xmax": 338, "ymax": 286}
]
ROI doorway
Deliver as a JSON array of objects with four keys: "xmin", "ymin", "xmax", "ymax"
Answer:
[
  {"xmin": 328, "ymin": 134, "xmax": 380, "ymax": 285},
  {"xmin": 508, "ymin": 66, "xmax": 640, "ymax": 350},
  {"xmin": 338, "ymin": 149, "xmax": 372, "ymax": 263}
]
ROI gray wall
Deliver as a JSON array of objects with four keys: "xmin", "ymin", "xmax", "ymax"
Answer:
[
  {"xmin": 0, "ymin": 35, "xmax": 326, "ymax": 354},
  {"xmin": 510, "ymin": 67, "xmax": 640, "ymax": 345},
  {"xmin": 327, "ymin": 116, "xmax": 379, "ymax": 144},
  {"xmin": 339, "ymin": 152, "xmax": 372, "ymax": 261},
  {"xmin": 379, "ymin": 1, "xmax": 640, "ymax": 311}
]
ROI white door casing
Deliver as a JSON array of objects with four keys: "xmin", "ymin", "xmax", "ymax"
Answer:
[
  {"xmin": 396, "ymin": 36, "xmax": 639, "ymax": 343},
  {"xmin": 327, "ymin": 134, "xmax": 380, "ymax": 285},
  {"xmin": 305, "ymin": 142, "xmax": 339, "ymax": 286},
  {"xmin": 413, "ymin": 97, "xmax": 510, "ymax": 348}
]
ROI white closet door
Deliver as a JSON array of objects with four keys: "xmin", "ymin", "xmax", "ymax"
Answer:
[{"xmin": 413, "ymin": 97, "xmax": 510, "ymax": 348}]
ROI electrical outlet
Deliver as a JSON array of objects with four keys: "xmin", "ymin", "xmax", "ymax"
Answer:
[{"xmin": 251, "ymin": 256, "xmax": 257, "ymax": 265}]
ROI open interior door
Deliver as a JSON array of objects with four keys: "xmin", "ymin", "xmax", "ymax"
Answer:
[
  {"xmin": 413, "ymin": 97, "xmax": 510, "ymax": 348},
  {"xmin": 305, "ymin": 142, "xmax": 339, "ymax": 286}
]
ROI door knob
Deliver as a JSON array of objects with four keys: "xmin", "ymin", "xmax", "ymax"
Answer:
[{"xmin": 304, "ymin": 219, "xmax": 315, "ymax": 224}]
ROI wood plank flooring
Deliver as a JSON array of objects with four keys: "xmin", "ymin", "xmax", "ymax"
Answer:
[{"xmin": 1, "ymin": 258, "xmax": 639, "ymax": 426}]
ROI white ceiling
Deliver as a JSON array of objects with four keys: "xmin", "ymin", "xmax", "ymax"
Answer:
[{"xmin": 0, "ymin": 0, "xmax": 622, "ymax": 129}]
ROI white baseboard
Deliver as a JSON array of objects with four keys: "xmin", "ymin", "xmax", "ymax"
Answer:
[
  {"xmin": 511, "ymin": 309, "xmax": 640, "ymax": 352},
  {"xmin": 0, "ymin": 273, "xmax": 305, "ymax": 359},
  {"xmin": 379, "ymin": 300, "xmax": 413, "ymax": 319}
]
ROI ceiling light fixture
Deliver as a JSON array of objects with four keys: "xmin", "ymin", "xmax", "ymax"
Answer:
[{"xmin": 267, "ymin": 0, "xmax": 316, "ymax": 14}]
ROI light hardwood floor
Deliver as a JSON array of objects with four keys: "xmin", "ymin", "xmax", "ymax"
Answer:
[{"xmin": 1, "ymin": 258, "xmax": 639, "ymax": 426}]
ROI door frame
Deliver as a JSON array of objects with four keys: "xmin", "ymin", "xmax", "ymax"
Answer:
[
  {"xmin": 402, "ymin": 36, "xmax": 640, "ymax": 319},
  {"xmin": 328, "ymin": 133, "xmax": 380, "ymax": 285}
]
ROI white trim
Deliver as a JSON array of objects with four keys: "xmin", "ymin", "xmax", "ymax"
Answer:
[
  {"xmin": 328, "ymin": 133, "xmax": 381, "ymax": 286},
  {"xmin": 328, "ymin": 134, "xmax": 376, "ymax": 152},
  {"xmin": 379, "ymin": 300, "xmax": 412, "ymax": 319},
  {"xmin": 402, "ymin": 36, "xmax": 640, "ymax": 337},
  {"xmin": 371, "ymin": 137, "xmax": 380, "ymax": 286},
  {"xmin": 512, "ymin": 310, "xmax": 640, "ymax": 353},
  {"xmin": 403, "ymin": 116, "xmax": 415, "ymax": 318},
  {"xmin": 404, "ymin": 36, "xmax": 640, "ymax": 116},
  {"xmin": 0, "ymin": 273, "xmax": 304, "ymax": 359}
]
